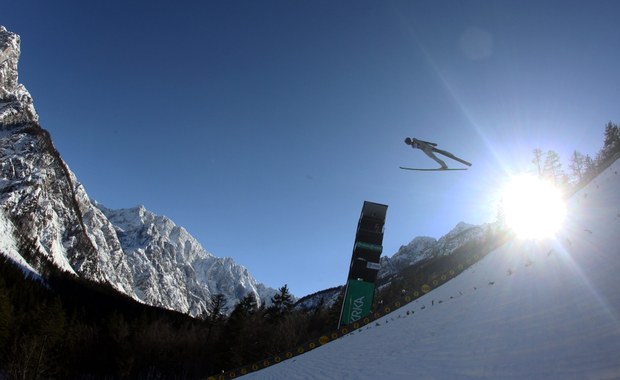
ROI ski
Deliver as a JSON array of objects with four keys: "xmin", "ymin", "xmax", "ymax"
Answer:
[{"xmin": 400, "ymin": 167, "xmax": 468, "ymax": 171}]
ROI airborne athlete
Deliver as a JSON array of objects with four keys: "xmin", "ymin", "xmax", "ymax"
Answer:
[{"xmin": 402, "ymin": 137, "xmax": 472, "ymax": 171}]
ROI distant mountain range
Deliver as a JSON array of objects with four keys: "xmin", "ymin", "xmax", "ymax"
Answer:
[
  {"xmin": 0, "ymin": 25, "xmax": 497, "ymax": 318},
  {"xmin": 379, "ymin": 221, "xmax": 500, "ymax": 278}
]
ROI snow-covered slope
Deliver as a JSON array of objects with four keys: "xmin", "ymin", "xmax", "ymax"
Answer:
[
  {"xmin": 245, "ymin": 160, "xmax": 620, "ymax": 378},
  {"xmin": 0, "ymin": 25, "xmax": 274, "ymax": 317}
]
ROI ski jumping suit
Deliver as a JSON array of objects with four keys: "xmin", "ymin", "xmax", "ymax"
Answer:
[{"xmin": 406, "ymin": 138, "xmax": 472, "ymax": 168}]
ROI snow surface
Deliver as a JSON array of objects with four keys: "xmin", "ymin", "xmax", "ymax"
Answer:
[
  {"xmin": 244, "ymin": 161, "xmax": 620, "ymax": 379},
  {"xmin": 0, "ymin": 207, "xmax": 38, "ymax": 275}
]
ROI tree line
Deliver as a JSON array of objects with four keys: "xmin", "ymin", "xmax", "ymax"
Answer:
[
  {"xmin": 531, "ymin": 121, "xmax": 620, "ymax": 189},
  {"xmin": 0, "ymin": 254, "xmax": 341, "ymax": 379}
]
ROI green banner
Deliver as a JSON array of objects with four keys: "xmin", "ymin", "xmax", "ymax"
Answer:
[
  {"xmin": 354, "ymin": 241, "xmax": 383, "ymax": 253},
  {"xmin": 340, "ymin": 279, "xmax": 375, "ymax": 325}
]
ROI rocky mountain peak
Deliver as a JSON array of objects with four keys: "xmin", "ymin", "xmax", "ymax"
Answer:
[
  {"xmin": 378, "ymin": 221, "xmax": 495, "ymax": 279},
  {"xmin": 0, "ymin": 26, "xmax": 20, "ymax": 96},
  {"xmin": 447, "ymin": 221, "xmax": 476, "ymax": 236},
  {"xmin": 0, "ymin": 26, "xmax": 38, "ymax": 124}
]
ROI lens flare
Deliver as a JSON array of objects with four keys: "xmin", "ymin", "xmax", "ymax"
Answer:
[{"xmin": 501, "ymin": 174, "xmax": 567, "ymax": 239}]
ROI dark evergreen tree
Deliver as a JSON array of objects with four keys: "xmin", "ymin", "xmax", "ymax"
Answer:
[
  {"xmin": 601, "ymin": 121, "xmax": 620, "ymax": 161},
  {"xmin": 267, "ymin": 284, "xmax": 294, "ymax": 323},
  {"xmin": 205, "ymin": 293, "xmax": 227, "ymax": 325},
  {"xmin": 203, "ymin": 293, "xmax": 227, "ymax": 345},
  {"xmin": 220, "ymin": 293, "xmax": 261, "ymax": 369}
]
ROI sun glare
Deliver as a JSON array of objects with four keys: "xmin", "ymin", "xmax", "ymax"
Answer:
[{"xmin": 501, "ymin": 174, "xmax": 567, "ymax": 239}]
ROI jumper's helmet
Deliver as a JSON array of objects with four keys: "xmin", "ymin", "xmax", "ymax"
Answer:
[{"xmin": 404, "ymin": 137, "xmax": 413, "ymax": 145}]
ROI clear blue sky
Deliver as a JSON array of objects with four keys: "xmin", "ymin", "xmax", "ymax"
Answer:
[{"xmin": 4, "ymin": 1, "xmax": 619, "ymax": 297}]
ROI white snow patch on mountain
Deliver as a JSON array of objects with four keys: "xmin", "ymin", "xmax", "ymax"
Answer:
[{"xmin": 0, "ymin": 208, "xmax": 38, "ymax": 275}]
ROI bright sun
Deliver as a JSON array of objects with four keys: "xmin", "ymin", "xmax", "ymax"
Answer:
[{"xmin": 501, "ymin": 174, "xmax": 567, "ymax": 239}]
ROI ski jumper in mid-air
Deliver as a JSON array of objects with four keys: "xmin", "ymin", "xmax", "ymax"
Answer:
[{"xmin": 404, "ymin": 137, "xmax": 472, "ymax": 169}]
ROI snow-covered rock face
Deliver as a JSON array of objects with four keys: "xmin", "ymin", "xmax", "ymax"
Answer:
[
  {"xmin": 295, "ymin": 287, "xmax": 342, "ymax": 311},
  {"xmin": 96, "ymin": 204, "xmax": 274, "ymax": 315},
  {"xmin": 379, "ymin": 222, "xmax": 498, "ymax": 278},
  {"xmin": 0, "ymin": 26, "xmax": 37, "ymax": 124},
  {"xmin": 434, "ymin": 221, "xmax": 484, "ymax": 256},
  {"xmin": 0, "ymin": 26, "xmax": 20, "ymax": 98},
  {"xmin": 0, "ymin": 25, "xmax": 273, "ymax": 318},
  {"xmin": 394, "ymin": 236, "xmax": 438, "ymax": 264},
  {"xmin": 0, "ymin": 27, "xmax": 130, "ymax": 287},
  {"xmin": 0, "ymin": 127, "xmax": 93, "ymax": 275}
]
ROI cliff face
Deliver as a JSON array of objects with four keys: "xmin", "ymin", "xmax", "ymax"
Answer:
[{"xmin": 0, "ymin": 25, "xmax": 274, "ymax": 317}]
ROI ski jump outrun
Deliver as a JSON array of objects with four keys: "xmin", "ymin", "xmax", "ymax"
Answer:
[{"xmin": 402, "ymin": 137, "xmax": 472, "ymax": 171}]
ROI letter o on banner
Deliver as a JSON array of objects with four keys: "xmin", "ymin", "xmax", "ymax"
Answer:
[{"xmin": 421, "ymin": 284, "xmax": 431, "ymax": 293}]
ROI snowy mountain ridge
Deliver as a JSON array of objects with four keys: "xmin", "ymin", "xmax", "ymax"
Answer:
[
  {"xmin": 95, "ymin": 203, "xmax": 276, "ymax": 315},
  {"xmin": 0, "ymin": 25, "xmax": 275, "ymax": 317},
  {"xmin": 379, "ymin": 221, "xmax": 498, "ymax": 278}
]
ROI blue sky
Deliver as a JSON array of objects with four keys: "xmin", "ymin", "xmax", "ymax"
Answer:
[{"xmin": 4, "ymin": 1, "xmax": 620, "ymax": 297}]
